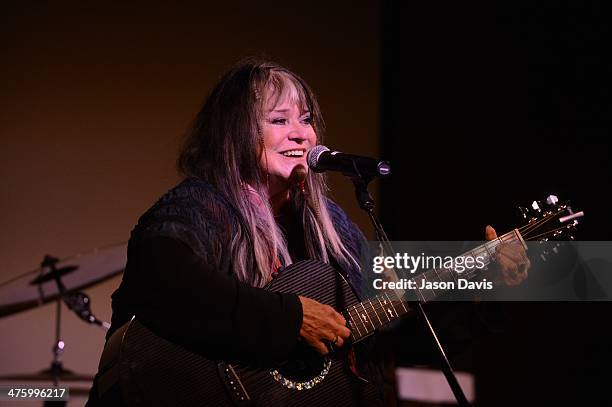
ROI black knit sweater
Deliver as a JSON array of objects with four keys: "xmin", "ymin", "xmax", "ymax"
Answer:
[{"xmin": 106, "ymin": 178, "xmax": 369, "ymax": 366}]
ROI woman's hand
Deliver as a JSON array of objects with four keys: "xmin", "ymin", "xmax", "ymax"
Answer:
[
  {"xmin": 298, "ymin": 296, "xmax": 351, "ymax": 355},
  {"xmin": 485, "ymin": 225, "xmax": 530, "ymax": 286}
]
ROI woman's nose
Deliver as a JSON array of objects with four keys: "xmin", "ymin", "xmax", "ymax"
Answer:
[{"xmin": 288, "ymin": 127, "xmax": 308, "ymax": 142}]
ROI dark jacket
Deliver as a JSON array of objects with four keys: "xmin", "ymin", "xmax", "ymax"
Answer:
[{"xmin": 106, "ymin": 177, "xmax": 367, "ymax": 365}]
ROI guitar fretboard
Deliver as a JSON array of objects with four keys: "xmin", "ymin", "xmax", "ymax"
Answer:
[{"xmin": 345, "ymin": 229, "xmax": 525, "ymax": 342}]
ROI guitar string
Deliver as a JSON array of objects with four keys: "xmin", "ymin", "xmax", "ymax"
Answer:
[
  {"xmin": 356, "ymin": 232, "xmax": 515, "ymax": 327},
  {"xmin": 350, "ymin": 226, "xmax": 561, "ymax": 338},
  {"xmin": 517, "ymin": 207, "xmax": 564, "ymax": 233},
  {"xmin": 349, "ymin": 297, "xmax": 401, "ymax": 331},
  {"xmin": 350, "ymin": 212, "xmax": 572, "ymax": 338},
  {"xmin": 518, "ymin": 217, "xmax": 552, "ymax": 237},
  {"xmin": 365, "ymin": 208, "xmax": 555, "ymax": 317},
  {"xmin": 519, "ymin": 217, "xmax": 555, "ymax": 237},
  {"xmin": 349, "ymin": 295, "xmax": 410, "ymax": 333},
  {"xmin": 522, "ymin": 225, "xmax": 572, "ymax": 242},
  {"xmin": 517, "ymin": 209, "xmax": 563, "ymax": 236}
]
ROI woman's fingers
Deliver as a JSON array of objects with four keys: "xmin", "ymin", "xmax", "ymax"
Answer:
[{"xmin": 298, "ymin": 296, "xmax": 351, "ymax": 355}]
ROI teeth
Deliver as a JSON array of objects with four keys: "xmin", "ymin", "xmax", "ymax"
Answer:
[{"xmin": 281, "ymin": 150, "xmax": 304, "ymax": 157}]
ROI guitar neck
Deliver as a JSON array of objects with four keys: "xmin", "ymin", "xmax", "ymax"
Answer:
[{"xmin": 345, "ymin": 229, "xmax": 526, "ymax": 343}]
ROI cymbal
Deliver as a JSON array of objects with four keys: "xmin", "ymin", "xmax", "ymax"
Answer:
[{"xmin": 0, "ymin": 243, "xmax": 127, "ymax": 318}]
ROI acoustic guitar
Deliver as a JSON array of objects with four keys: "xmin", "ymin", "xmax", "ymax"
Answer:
[{"xmin": 95, "ymin": 196, "xmax": 582, "ymax": 406}]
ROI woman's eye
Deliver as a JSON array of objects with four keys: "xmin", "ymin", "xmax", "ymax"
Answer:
[
  {"xmin": 301, "ymin": 116, "xmax": 313, "ymax": 124},
  {"xmin": 270, "ymin": 118, "xmax": 287, "ymax": 125}
]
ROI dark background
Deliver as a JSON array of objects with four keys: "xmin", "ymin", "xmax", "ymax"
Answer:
[
  {"xmin": 381, "ymin": 1, "xmax": 611, "ymax": 405},
  {"xmin": 1, "ymin": 1, "xmax": 611, "ymax": 405}
]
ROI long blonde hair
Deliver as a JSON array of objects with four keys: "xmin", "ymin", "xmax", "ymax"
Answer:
[{"xmin": 178, "ymin": 58, "xmax": 358, "ymax": 287}]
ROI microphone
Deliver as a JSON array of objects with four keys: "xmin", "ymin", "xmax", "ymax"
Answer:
[{"xmin": 307, "ymin": 145, "xmax": 391, "ymax": 178}]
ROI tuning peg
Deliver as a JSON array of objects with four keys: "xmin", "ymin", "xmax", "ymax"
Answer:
[
  {"xmin": 518, "ymin": 206, "xmax": 530, "ymax": 219},
  {"xmin": 546, "ymin": 195, "xmax": 559, "ymax": 206},
  {"xmin": 531, "ymin": 200, "xmax": 543, "ymax": 212}
]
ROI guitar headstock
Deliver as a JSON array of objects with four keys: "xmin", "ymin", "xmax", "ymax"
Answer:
[{"xmin": 517, "ymin": 194, "xmax": 584, "ymax": 242}]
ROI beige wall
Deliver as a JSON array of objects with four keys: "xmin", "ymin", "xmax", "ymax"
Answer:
[{"xmin": 0, "ymin": 1, "xmax": 380, "ymax": 399}]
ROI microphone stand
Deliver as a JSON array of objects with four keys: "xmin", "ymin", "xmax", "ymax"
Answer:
[{"xmin": 351, "ymin": 176, "xmax": 471, "ymax": 407}]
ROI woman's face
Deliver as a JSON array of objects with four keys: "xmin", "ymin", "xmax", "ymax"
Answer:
[{"xmin": 259, "ymin": 92, "xmax": 316, "ymax": 197}]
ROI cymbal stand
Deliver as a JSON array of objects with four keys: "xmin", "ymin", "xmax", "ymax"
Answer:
[{"xmin": 39, "ymin": 255, "xmax": 69, "ymax": 407}]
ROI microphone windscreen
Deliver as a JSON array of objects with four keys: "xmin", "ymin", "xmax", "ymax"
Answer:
[{"xmin": 306, "ymin": 145, "xmax": 330, "ymax": 171}]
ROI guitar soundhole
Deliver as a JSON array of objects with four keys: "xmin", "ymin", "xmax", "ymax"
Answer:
[{"xmin": 270, "ymin": 347, "xmax": 331, "ymax": 390}]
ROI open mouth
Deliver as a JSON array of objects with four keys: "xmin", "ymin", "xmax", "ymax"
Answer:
[{"xmin": 279, "ymin": 149, "xmax": 305, "ymax": 158}]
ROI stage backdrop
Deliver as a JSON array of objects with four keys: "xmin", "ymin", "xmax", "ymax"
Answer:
[{"xmin": 0, "ymin": 2, "xmax": 380, "ymax": 401}]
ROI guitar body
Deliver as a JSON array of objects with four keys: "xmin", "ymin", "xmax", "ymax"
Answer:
[{"xmin": 111, "ymin": 260, "xmax": 383, "ymax": 406}]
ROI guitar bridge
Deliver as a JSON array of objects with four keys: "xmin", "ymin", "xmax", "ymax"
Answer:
[{"xmin": 218, "ymin": 362, "xmax": 251, "ymax": 405}]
